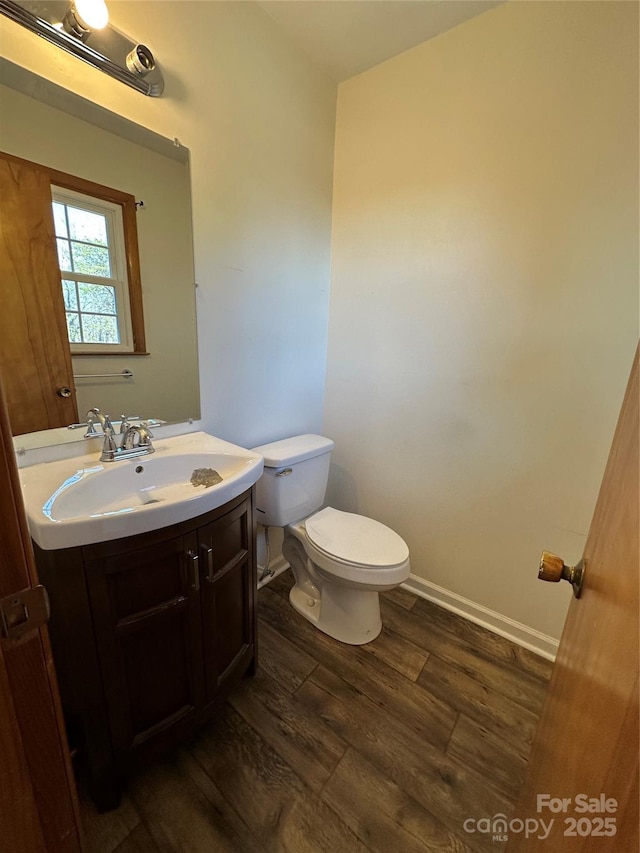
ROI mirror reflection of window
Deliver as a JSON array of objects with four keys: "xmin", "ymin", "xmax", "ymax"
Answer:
[
  {"xmin": 51, "ymin": 186, "xmax": 133, "ymax": 352},
  {"xmin": 0, "ymin": 70, "xmax": 201, "ymax": 434}
]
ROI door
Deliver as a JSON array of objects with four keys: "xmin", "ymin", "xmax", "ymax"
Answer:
[
  {"xmin": 0, "ymin": 152, "xmax": 78, "ymax": 434},
  {"xmin": 199, "ymin": 497, "xmax": 255, "ymax": 701},
  {"xmin": 85, "ymin": 532, "xmax": 205, "ymax": 761},
  {"xmin": 509, "ymin": 346, "xmax": 639, "ymax": 851},
  {"xmin": 0, "ymin": 377, "xmax": 82, "ymax": 851}
]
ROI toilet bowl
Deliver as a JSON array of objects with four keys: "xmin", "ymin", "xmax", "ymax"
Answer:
[
  {"xmin": 252, "ymin": 435, "xmax": 411, "ymax": 645},
  {"xmin": 283, "ymin": 507, "xmax": 410, "ymax": 644}
]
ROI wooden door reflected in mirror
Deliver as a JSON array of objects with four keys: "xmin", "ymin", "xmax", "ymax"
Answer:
[{"xmin": 0, "ymin": 154, "xmax": 79, "ymax": 434}]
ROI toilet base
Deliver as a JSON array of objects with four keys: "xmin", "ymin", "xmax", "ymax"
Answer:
[{"xmin": 289, "ymin": 582, "xmax": 382, "ymax": 645}]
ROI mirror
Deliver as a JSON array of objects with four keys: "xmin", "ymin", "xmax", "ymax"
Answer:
[{"xmin": 0, "ymin": 58, "xmax": 200, "ymax": 447}]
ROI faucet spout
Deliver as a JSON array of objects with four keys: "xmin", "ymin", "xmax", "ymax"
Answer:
[{"xmin": 122, "ymin": 423, "xmax": 154, "ymax": 451}]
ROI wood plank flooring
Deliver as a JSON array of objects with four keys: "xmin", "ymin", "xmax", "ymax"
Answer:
[{"xmin": 80, "ymin": 571, "xmax": 552, "ymax": 853}]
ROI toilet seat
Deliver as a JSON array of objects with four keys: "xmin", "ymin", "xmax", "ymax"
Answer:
[
  {"xmin": 293, "ymin": 507, "xmax": 410, "ymax": 587},
  {"xmin": 305, "ymin": 507, "xmax": 409, "ymax": 567}
]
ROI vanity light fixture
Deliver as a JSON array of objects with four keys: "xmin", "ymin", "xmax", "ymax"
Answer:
[{"xmin": 0, "ymin": 0, "xmax": 164, "ymax": 96}]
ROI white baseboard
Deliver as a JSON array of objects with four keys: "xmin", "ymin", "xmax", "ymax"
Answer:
[
  {"xmin": 257, "ymin": 556, "xmax": 289, "ymax": 590},
  {"xmin": 401, "ymin": 574, "xmax": 558, "ymax": 662}
]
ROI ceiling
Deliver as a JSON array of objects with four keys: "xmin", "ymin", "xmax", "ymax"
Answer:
[{"xmin": 257, "ymin": 0, "xmax": 503, "ymax": 82}]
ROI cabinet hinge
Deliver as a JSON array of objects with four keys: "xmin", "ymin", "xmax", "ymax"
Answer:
[{"xmin": 0, "ymin": 585, "xmax": 50, "ymax": 642}]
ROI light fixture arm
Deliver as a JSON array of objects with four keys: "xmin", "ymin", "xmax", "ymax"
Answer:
[{"xmin": 0, "ymin": 0, "xmax": 164, "ymax": 97}]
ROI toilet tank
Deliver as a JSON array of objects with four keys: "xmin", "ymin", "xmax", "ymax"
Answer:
[{"xmin": 251, "ymin": 434, "xmax": 335, "ymax": 527}]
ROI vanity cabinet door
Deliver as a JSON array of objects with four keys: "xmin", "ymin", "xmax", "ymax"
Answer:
[
  {"xmin": 85, "ymin": 532, "xmax": 205, "ymax": 760},
  {"xmin": 198, "ymin": 497, "xmax": 255, "ymax": 703}
]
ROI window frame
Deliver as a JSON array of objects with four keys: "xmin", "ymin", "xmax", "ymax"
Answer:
[
  {"xmin": 52, "ymin": 185, "xmax": 133, "ymax": 353},
  {"xmin": 45, "ymin": 167, "xmax": 147, "ymax": 356}
]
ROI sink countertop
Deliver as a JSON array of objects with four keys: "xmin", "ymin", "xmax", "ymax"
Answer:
[{"xmin": 20, "ymin": 431, "xmax": 264, "ymax": 550}]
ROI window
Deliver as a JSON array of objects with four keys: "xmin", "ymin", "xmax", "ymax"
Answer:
[{"xmin": 51, "ymin": 186, "xmax": 134, "ymax": 352}]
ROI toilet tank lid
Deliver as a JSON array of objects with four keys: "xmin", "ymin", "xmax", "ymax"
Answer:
[{"xmin": 251, "ymin": 434, "xmax": 334, "ymax": 467}]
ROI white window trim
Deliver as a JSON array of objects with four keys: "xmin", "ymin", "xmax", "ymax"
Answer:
[{"xmin": 51, "ymin": 185, "xmax": 134, "ymax": 353}]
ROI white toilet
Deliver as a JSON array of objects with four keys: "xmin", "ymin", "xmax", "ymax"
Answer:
[{"xmin": 252, "ymin": 434, "xmax": 410, "ymax": 645}]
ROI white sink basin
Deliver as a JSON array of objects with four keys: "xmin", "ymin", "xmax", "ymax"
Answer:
[{"xmin": 20, "ymin": 431, "xmax": 264, "ymax": 550}]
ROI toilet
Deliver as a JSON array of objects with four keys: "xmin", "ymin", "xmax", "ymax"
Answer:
[{"xmin": 252, "ymin": 434, "xmax": 410, "ymax": 645}]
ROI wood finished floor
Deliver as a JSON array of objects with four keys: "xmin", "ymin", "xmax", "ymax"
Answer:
[{"xmin": 80, "ymin": 571, "xmax": 552, "ymax": 853}]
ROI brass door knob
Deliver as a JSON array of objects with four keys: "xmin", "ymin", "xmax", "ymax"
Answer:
[{"xmin": 539, "ymin": 551, "xmax": 585, "ymax": 598}]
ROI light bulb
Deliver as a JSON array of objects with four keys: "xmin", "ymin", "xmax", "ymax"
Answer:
[{"xmin": 74, "ymin": 0, "xmax": 109, "ymax": 31}]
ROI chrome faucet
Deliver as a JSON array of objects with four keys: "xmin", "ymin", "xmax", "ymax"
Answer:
[{"xmin": 85, "ymin": 408, "xmax": 154, "ymax": 461}]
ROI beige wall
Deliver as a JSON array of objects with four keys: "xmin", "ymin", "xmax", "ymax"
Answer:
[
  {"xmin": 1, "ymin": 82, "xmax": 199, "ymax": 424},
  {"xmin": 2, "ymin": 1, "xmax": 637, "ymax": 642},
  {"xmin": 325, "ymin": 1, "xmax": 638, "ymax": 639},
  {"xmin": 0, "ymin": 2, "xmax": 336, "ymax": 447}
]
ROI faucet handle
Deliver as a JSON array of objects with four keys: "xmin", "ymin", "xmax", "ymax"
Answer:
[{"xmin": 103, "ymin": 432, "xmax": 118, "ymax": 454}]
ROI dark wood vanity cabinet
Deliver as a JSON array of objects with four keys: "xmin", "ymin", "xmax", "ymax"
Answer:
[{"xmin": 35, "ymin": 489, "xmax": 257, "ymax": 810}]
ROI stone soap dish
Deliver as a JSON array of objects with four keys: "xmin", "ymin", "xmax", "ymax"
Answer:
[{"xmin": 191, "ymin": 467, "xmax": 223, "ymax": 488}]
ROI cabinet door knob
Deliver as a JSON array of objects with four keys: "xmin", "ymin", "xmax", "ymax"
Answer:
[
  {"xmin": 56, "ymin": 385, "xmax": 73, "ymax": 398},
  {"xmin": 538, "ymin": 551, "xmax": 585, "ymax": 598},
  {"xmin": 187, "ymin": 550, "xmax": 200, "ymax": 591}
]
